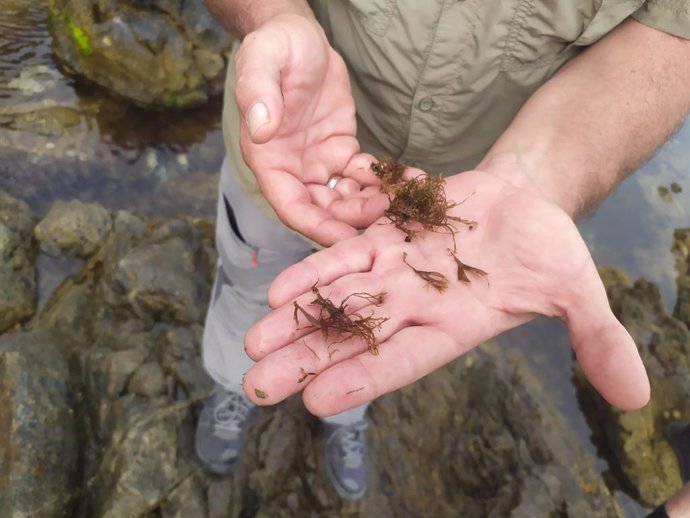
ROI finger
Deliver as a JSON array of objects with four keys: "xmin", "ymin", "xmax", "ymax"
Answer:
[
  {"xmin": 307, "ymin": 184, "xmax": 389, "ymax": 229},
  {"xmin": 566, "ymin": 296, "xmax": 650, "ymax": 411},
  {"xmin": 267, "ymin": 235, "xmax": 377, "ymax": 307},
  {"xmin": 249, "ymin": 272, "xmax": 387, "ymax": 359},
  {"xmin": 301, "ymin": 326, "xmax": 461, "ymax": 416},
  {"xmin": 308, "ymin": 179, "xmax": 364, "ymax": 203},
  {"xmin": 243, "ymin": 306, "xmax": 400, "ymax": 405},
  {"xmin": 301, "ymin": 135, "xmax": 359, "ymax": 183},
  {"xmin": 560, "ymin": 260, "xmax": 649, "ymax": 410},
  {"xmin": 234, "ymin": 32, "xmax": 286, "ymax": 143},
  {"xmin": 342, "ymin": 153, "xmax": 380, "ymax": 186},
  {"xmin": 260, "ymin": 172, "xmax": 358, "ymax": 245},
  {"xmin": 404, "ymin": 167, "xmax": 427, "ymax": 180},
  {"xmin": 327, "ymin": 194, "xmax": 389, "ymax": 228}
]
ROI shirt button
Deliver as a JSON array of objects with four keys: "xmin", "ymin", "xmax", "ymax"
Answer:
[{"xmin": 418, "ymin": 97, "xmax": 434, "ymax": 112}]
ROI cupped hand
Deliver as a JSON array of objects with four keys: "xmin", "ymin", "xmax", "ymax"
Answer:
[
  {"xmin": 241, "ymin": 169, "xmax": 650, "ymax": 414},
  {"xmin": 235, "ymin": 14, "xmax": 387, "ymax": 245}
]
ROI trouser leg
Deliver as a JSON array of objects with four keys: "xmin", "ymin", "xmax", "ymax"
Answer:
[
  {"xmin": 201, "ymin": 158, "xmax": 371, "ymax": 424},
  {"xmin": 202, "ymin": 158, "xmax": 312, "ymax": 393},
  {"xmin": 321, "ymin": 405, "xmax": 368, "ymax": 425}
]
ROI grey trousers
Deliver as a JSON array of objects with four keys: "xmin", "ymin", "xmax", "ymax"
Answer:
[{"xmin": 202, "ymin": 158, "xmax": 369, "ymax": 426}]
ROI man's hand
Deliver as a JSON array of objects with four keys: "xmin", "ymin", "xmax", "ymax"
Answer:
[
  {"xmin": 240, "ymin": 168, "xmax": 650, "ymax": 415},
  {"xmin": 234, "ymin": 14, "xmax": 387, "ymax": 245}
]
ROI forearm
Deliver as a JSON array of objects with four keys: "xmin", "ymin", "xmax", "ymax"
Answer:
[
  {"xmin": 203, "ymin": 0, "xmax": 314, "ymax": 37},
  {"xmin": 479, "ymin": 18, "xmax": 690, "ymax": 218}
]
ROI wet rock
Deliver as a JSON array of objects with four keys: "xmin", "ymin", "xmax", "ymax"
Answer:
[
  {"xmin": 579, "ymin": 271, "xmax": 689, "ymax": 507},
  {"xmin": 0, "ymin": 222, "xmax": 12, "ymax": 255},
  {"xmin": 220, "ymin": 346, "xmax": 620, "ymax": 517},
  {"xmin": 170, "ymin": 359, "xmax": 213, "ymax": 399},
  {"xmin": 2, "ymin": 201, "xmax": 628, "ymax": 517},
  {"xmin": 47, "ymin": 0, "xmax": 232, "ymax": 108},
  {"xmin": 161, "ymin": 325, "xmax": 204, "ymax": 361},
  {"xmin": 105, "ymin": 348, "xmax": 148, "ymax": 397},
  {"xmin": 0, "ymin": 103, "xmax": 82, "ymax": 138},
  {"xmin": 88, "ymin": 397, "xmax": 198, "ymax": 518},
  {"xmin": 0, "ymin": 192, "xmax": 36, "ymax": 332},
  {"xmin": 160, "ymin": 472, "xmax": 208, "ymax": 518},
  {"xmin": 0, "ymin": 330, "xmax": 78, "ymax": 517},
  {"xmin": 113, "ymin": 237, "xmax": 203, "ymax": 324},
  {"xmin": 34, "ymin": 199, "xmax": 112, "ymax": 257},
  {"xmin": 673, "ymin": 228, "xmax": 690, "ymax": 328},
  {"xmin": 81, "ymin": 347, "xmax": 116, "ymax": 438},
  {"xmin": 128, "ymin": 361, "xmax": 166, "ymax": 397}
]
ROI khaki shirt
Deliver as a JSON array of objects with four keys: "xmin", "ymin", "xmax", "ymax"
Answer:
[{"xmin": 223, "ymin": 0, "xmax": 690, "ymax": 217}]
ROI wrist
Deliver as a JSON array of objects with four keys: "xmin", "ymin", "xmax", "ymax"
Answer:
[
  {"xmin": 208, "ymin": 0, "xmax": 316, "ymax": 38},
  {"xmin": 247, "ymin": 4, "xmax": 316, "ymax": 32},
  {"xmin": 476, "ymin": 152, "xmax": 582, "ymax": 219}
]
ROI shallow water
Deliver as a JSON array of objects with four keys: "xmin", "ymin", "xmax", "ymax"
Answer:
[
  {"xmin": 0, "ymin": 0, "xmax": 224, "ymax": 218},
  {"xmin": 2, "ymin": 1, "xmax": 689, "ymax": 516}
]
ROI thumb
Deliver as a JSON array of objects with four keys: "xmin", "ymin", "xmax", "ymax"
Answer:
[
  {"xmin": 234, "ymin": 31, "xmax": 286, "ymax": 144},
  {"xmin": 564, "ymin": 273, "xmax": 650, "ymax": 410}
]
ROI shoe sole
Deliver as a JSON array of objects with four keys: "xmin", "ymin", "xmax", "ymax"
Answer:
[
  {"xmin": 324, "ymin": 455, "xmax": 366, "ymax": 501},
  {"xmin": 195, "ymin": 435, "xmax": 239, "ymax": 476}
]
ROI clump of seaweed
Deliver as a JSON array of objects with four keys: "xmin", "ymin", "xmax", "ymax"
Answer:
[
  {"xmin": 370, "ymin": 158, "xmax": 488, "ymax": 284},
  {"xmin": 376, "ymin": 165, "xmax": 477, "ymax": 246},
  {"xmin": 293, "ymin": 285, "xmax": 389, "ymax": 355},
  {"xmin": 372, "ymin": 158, "xmax": 406, "ymax": 193},
  {"xmin": 402, "ymin": 252, "xmax": 449, "ymax": 293}
]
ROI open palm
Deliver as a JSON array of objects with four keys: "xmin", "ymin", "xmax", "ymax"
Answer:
[
  {"xmin": 242, "ymin": 169, "xmax": 650, "ymax": 414},
  {"xmin": 235, "ymin": 14, "xmax": 386, "ymax": 245}
]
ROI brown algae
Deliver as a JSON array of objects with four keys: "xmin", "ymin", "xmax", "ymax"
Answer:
[
  {"xmin": 402, "ymin": 252, "xmax": 450, "ymax": 293},
  {"xmin": 372, "ymin": 159, "xmax": 477, "ymax": 245},
  {"xmin": 293, "ymin": 285, "xmax": 389, "ymax": 355}
]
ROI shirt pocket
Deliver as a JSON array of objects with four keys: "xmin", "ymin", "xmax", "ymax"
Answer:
[
  {"xmin": 501, "ymin": 0, "xmax": 644, "ymax": 71},
  {"xmin": 347, "ymin": 0, "xmax": 398, "ymax": 37}
]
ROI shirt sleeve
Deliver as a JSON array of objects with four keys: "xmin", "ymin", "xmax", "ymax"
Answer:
[{"xmin": 632, "ymin": 0, "xmax": 690, "ymax": 39}]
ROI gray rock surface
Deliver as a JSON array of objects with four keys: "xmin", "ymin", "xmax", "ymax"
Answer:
[
  {"xmin": 128, "ymin": 361, "xmax": 166, "ymax": 397},
  {"xmin": 5, "ymin": 196, "xmax": 687, "ymax": 516},
  {"xmin": 46, "ymin": 0, "xmax": 232, "ymax": 108},
  {"xmin": 0, "ymin": 193, "xmax": 36, "ymax": 332},
  {"xmin": 0, "ymin": 330, "xmax": 78, "ymax": 518},
  {"xmin": 34, "ymin": 199, "xmax": 112, "ymax": 257},
  {"xmin": 114, "ymin": 237, "xmax": 203, "ymax": 324}
]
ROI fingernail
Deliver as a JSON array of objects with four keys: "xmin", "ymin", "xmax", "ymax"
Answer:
[{"xmin": 248, "ymin": 102, "xmax": 269, "ymax": 138}]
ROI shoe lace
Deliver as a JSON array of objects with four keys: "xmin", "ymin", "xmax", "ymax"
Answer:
[
  {"xmin": 212, "ymin": 391, "xmax": 253, "ymax": 437},
  {"xmin": 337, "ymin": 420, "xmax": 368, "ymax": 469}
]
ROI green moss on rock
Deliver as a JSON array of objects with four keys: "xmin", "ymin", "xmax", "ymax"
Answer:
[{"xmin": 67, "ymin": 17, "xmax": 93, "ymax": 56}]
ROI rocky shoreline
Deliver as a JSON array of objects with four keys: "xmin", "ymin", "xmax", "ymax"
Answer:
[{"xmin": 0, "ymin": 194, "xmax": 687, "ymax": 517}]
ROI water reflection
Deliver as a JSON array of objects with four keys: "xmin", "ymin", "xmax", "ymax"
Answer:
[
  {"xmin": 581, "ymin": 118, "xmax": 690, "ymax": 309},
  {"xmin": 0, "ymin": 0, "xmax": 224, "ymax": 217}
]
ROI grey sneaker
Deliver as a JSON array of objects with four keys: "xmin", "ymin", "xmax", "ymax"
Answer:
[
  {"xmin": 324, "ymin": 420, "xmax": 369, "ymax": 500},
  {"xmin": 195, "ymin": 385, "xmax": 258, "ymax": 475}
]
